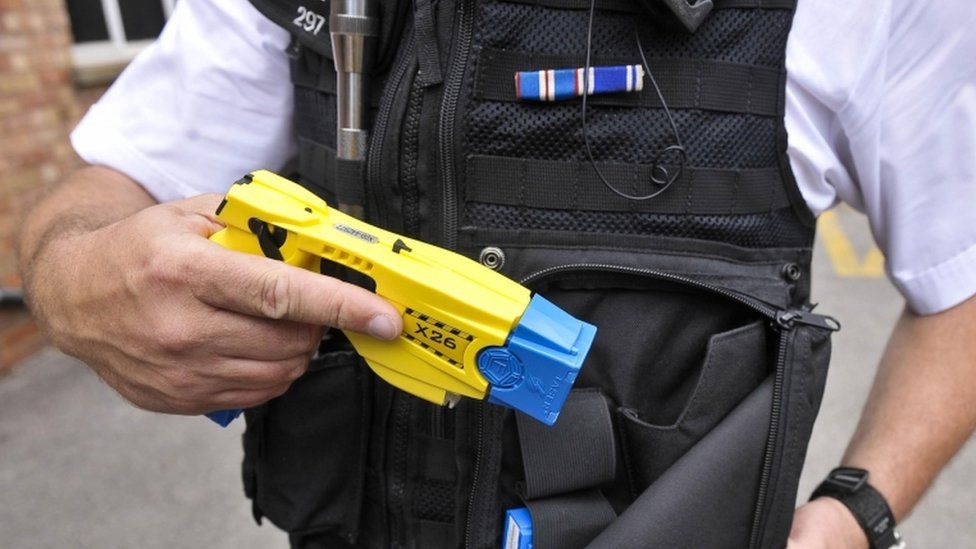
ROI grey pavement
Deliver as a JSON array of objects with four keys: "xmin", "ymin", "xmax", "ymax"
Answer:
[{"xmin": 1, "ymin": 207, "xmax": 973, "ymax": 548}]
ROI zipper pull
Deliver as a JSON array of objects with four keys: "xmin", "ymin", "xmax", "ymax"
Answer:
[
  {"xmin": 414, "ymin": 0, "xmax": 444, "ymax": 87},
  {"xmin": 776, "ymin": 310, "xmax": 841, "ymax": 331}
]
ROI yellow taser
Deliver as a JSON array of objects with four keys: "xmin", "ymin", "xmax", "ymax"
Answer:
[{"xmin": 206, "ymin": 171, "xmax": 596, "ymax": 427}]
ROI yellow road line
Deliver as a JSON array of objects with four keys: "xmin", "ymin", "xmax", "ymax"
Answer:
[{"xmin": 818, "ymin": 210, "xmax": 885, "ymax": 278}]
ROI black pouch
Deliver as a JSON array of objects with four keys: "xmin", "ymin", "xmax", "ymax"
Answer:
[
  {"xmin": 242, "ymin": 345, "xmax": 372, "ymax": 542},
  {"xmin": 527, "ymin": 258, "xmax": 832, "ymax": 549}
]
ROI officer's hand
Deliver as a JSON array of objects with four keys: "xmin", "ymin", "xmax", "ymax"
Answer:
[
  {"xmin": 37, "ymin": 193, "xmax": 401, "ymax": 416},
  {"xmin": 787, "ymin": 497, "xmax": 868, "ymax": 549}
]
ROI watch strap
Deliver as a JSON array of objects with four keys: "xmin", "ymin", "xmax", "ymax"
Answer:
[{"xmin": 812, "ymin": 468, "xmax": 902, "ymax": 549}]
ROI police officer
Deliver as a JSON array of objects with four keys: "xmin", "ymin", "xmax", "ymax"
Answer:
[{"xmin": 18, "ymin": 0, "xmax": 976, "ymax": 547}]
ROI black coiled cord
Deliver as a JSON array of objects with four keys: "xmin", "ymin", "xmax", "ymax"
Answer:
[{"xmin": 581, "ymin": 1, "xmax": 687, "ymax": 201}]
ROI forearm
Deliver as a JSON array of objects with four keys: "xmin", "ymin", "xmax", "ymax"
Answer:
[
  {"xmin": 17, "ymin": 165, "xmax": 156, "ymax": 330},
  {"xmin": 18, "ymin": 165, "xmax": 155, "ymax": 266},
  {"xmin": 841, "ymin": 295, "xmax": 976, "ymax": 520}
]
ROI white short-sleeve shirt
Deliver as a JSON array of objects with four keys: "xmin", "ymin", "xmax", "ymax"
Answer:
[{"xmin": 71, "ymin": 0, "xmax": 976, "ymax": 315}]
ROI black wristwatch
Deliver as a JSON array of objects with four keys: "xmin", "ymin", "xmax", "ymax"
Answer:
[{"xmin": 811, "ymin": 467, "xmax": 905, "ymax": 549}]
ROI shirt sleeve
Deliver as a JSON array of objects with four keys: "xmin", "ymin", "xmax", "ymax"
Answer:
[
  {"xmin": 789, "ymin": 0, "xmax": 976, "ymax": 315},
  {"xmin": 70, "ymin": 0, "xmax": 295, "ymax": 203},
  {"xmin": 870, "ymin": 1, "xmax": 976, "ymax": 314}
]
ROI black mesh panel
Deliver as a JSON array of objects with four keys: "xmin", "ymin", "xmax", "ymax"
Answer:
[
  {"xmin": 466, "ymin": 104, "xmax": 777, "ymax": 168},
  {"xmin": 413, "ymin": 479, "xmax": 456, "ymax": 523}
]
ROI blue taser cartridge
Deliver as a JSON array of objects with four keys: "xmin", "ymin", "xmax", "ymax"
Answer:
[
  {"xmin": 478, "ymin": 295, "xmax": 596, "ymax": 426},
  {"xmin": 515, "ymin": 64, "xmax": 644, "ymax": 101},
  {"xmin": 503, "ymin": 507, "xmax": 533, "ymax": 549}
]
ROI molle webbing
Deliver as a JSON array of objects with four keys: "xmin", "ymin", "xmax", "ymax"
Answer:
[{"xmin": 465, "ymin": 155, "xmax": 790, "ymax": 215}]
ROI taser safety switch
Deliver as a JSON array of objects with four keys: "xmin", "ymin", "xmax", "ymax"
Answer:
[{"xmin": 205, "ymin": 171, "xmax": 596, "ymax": 427}]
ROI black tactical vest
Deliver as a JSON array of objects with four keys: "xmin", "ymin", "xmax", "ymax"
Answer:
[{"xmin": 242, "ymin": 1, "xmax": 837, "ymax": 547}]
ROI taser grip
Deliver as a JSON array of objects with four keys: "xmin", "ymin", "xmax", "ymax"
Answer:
[{"xmin": 205, "ymin": 171, "xmax": 595, "ymax": 427}]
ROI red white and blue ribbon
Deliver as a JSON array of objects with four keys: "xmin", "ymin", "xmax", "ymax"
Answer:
[{"xmin": 514, "ymin": 64, "xmax": 645, "ymax": 102}]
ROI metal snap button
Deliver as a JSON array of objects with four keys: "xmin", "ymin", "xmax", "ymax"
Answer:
[
  {"xmin": 781, "ymin": 262, "xmax": 803, "ymax": 282},
  {"xmin": 479, "ymin": 247, "xmax": 505, "ymax": 270}
]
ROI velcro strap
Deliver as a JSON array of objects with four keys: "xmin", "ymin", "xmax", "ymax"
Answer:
[
  {"xmin": 335, "ymin": 158, "xmax": 367, "ymax": 210},
  {"xmin": 516, "ymin": 390, "xmax": 616, "ymax": 499},
  {"xmin": 526, "ymin": 489, "xmax": 617, "ymax": 549},
  {"xmin": 476, "ymin": 48, "xmax": 781, "ymax": 116},
  {"xmin": 465, "ymin": 155, "xmax": 788, "ymax": 215},
  {"xmin": 297, "ymin": 137, "xmax": 337, "ymax": 202},
  {"xmin": 496, "ymin": 0, "xmax": 795, "ymax": 13}
]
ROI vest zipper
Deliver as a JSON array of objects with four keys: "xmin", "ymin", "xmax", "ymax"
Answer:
[
  {"xmin": 463, "ymin": 402, "xmax": 486, "ymax": 548},
  {"xmin": 367, "ymin": 29, "xmax": 415, "ymax": 228},
  {"xmin": 388, "ymin": 394, "xmax": 411, "ymax": 548},
  {"xmin": 521, "ymin": 263, "xmax": 839, "ymax": 331},
  {"xmin": 438, "ymin": 0, "xmax": 473, "ymax": 250},
  {"xmin": 749, "ymin": 329, "xmax": 790, "ymax": 549},
  {"xmin": 447, "ymin": 3, "xmax": 477, "ymax": 542},
  {"xmin": 401, "ymin": 83, "xmax": 424, "ymax": 237}
]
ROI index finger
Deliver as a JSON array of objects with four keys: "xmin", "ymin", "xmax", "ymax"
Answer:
[{"xmin": 184, "ymin": 239, "xmax": 402, "ymax": 340}]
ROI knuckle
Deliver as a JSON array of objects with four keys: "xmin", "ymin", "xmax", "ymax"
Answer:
[
  {"xmin": 165, "ymin": 395, "xmax": 202, "ymax": 415},
  {"xmin": 160, "ymin": 368, "xmax": 199, "ymax": 395},
  {"xmin": 284, "ymin": 358, "xmax": 309, "ymax": 381},
  {"xmin": 257, "ymin": 269, "xmax": 290, "ymax": 319},
  {"xmin": 266, "ymin": 384, "xmax": 291, "ymax": 400},
  {"xmin": 320, "ymin": 288, "xmax": 349, "ymax": 329},
  {"xmin": 146, "ymin": 241, "xmax": 188, "ymax": 286},
  {"xmin": 155, "ymin": 323, "xmax": 199, "ymax": 354},
  {"xmin": 294, "ymin": 324, "xmax": 321, "ymax": 353},
  {"xmin": 236, "ymin": 390, "xmax": 280, "ymax": 410}
]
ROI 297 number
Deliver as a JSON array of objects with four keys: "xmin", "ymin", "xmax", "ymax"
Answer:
[{"xmin": 293, "ymin": 6, "xmax": 326, "ymax": 35}]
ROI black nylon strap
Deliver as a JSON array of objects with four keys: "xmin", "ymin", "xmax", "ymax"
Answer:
[
  {"xmin": 335, "ymin": 158, "xmax": 367, "ymax": 209},
  {"xmin": 497, "ymin": 0, "xmax": 795, "ymax": 14},
  {"xmin": 297, "ymin": 137, "xmax": 337, "ymax": 201},
  {"xmin": 465, "ymin": 155, "xmax": 788, "ymax": 215},
  {"xmin": 812, "ymin": 471, "xmax": 901, "ymax": 549},
  {"xmin": 291, "ymin": 48, "xmax": 338, "ymax": 93},
  {"xmin": 413, "ymin": 0, "xmax": 443, "ymax": 87},
  {"xmin": 526, "ymin": 489, "xmax": 617, "ymax": 549},
  {"xmin": 516, "ymin": 390, "xmax": 616, "ymax": 500},
  {"xmin": 476, "ymin": 48, "xmax": 781, "ymax": 116}
]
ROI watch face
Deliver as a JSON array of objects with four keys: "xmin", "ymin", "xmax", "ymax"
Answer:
[{"xmin": 826, "ymin": 467, "xmax": 869, "ymax": 493}]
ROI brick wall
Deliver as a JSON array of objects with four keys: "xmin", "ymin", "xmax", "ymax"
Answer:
[{"xmin": 0, "ymin": 0, "xmax": 101, "ymax": 371}]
